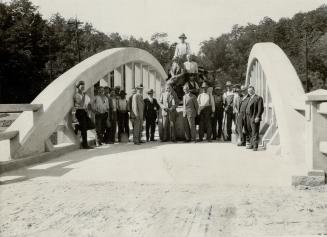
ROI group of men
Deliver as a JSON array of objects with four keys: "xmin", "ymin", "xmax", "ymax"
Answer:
[{"xmin": 73, "ymin": 33, "xmax": 264, "ymax": 150}]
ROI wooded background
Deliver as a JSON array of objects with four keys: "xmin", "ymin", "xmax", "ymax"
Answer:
[{"xmin": 0, "ymin": 0, "xmax": 326, "ymax": 103}]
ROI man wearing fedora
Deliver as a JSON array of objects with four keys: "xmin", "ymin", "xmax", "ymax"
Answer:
[
  {"xmin": 212, "ymin": 85, "xmax": 224, "ymax": 140},
  {"xmin": 236, "ymin": 85, "xmax": 250, "ymax": 146},
  {"xmin": 159, "ymin": 84, "xmax": 178, "ymax": 142},
  {"xmin": 174, "ymin": 33, "xmax": 191, "ymax": 60},
  {"xmin": 73, "ymin": 80, "xmax": 94, "ymax": 149},
  {"xmin": 223, "ymin": 81, "xmax": 234, "ymax": 141},
  {"xmin": 117, "ymin": 90, "xmax": 130, "ymax": 142},
  {"xmin": 144, "ymin": 89, "xmax": 160, "ymax": 142},
  {"xmin": 197, "ymin": 82, "xmax": 213, "ymax": 142},
  {"xmin": 245, "ymin": 86, "xmax": 264, "ymax": 151},
  {"xmin": 132, "ymin": 85, "xmax": 144, "ymax": 145},
  {"xmin": 183, "ymin": 84, "xmax": 198, "ymax": 142}
]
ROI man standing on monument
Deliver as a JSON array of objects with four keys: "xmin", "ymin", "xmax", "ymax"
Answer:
[{"xmin": 174, "ymin": 33, "xmax": 191, "ymax": 60}]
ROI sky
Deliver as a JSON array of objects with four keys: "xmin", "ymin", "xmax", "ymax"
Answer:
[{"xmin": 20, "ymin": 0, "xmax": 327, "ymax": 52}]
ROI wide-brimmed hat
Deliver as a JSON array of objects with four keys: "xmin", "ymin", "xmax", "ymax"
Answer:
[
  {"xmin": 240, "ymin": 85, "xmax": 248, "ymax": 91},
  {"xmin": 76, "ymin": 80, "xmax": 85, "ymax": 88},
  {"xmin": 214, "ymin": 86, "xmax": 222, "ymax": 90},
  {"xmin": 136, "ymin": 84, "xmax": 143, "ymax": 89},
  {"xmin": 225, "ymin": 81, "xmax": 232, "ymax": 87},
  {"xmin": 119, "ymin": 90, "xmax": 127, "ymax": 96},
  {"xmin": 179, "ymin": 33, "xmax": 187, "ymax": 39},
  {"xmin": 147, "ymin": 89, "xmax": 154, "ymax": 94},
  {"xmin": 201, "ymin": 82, "xmax": 209, "ymax": 88}
]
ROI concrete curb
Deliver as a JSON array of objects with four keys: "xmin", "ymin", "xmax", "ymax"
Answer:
[{"xmin": 0, "ymin": 144, "xmax": 79, "ymax": 174}]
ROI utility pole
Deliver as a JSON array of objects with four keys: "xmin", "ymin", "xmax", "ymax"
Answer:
[
  {"xmin": 68, "ymin": 17, "xmax": 83, "ymax": 62},
  {"xmin": 305, "ymin": 31, "xmax": 309, "ymax": 92}
]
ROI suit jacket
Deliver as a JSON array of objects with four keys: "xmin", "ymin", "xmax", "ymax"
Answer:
[
  {"xmin": 132, "ymin": 93, "xmax": 144, "ymax": 119},
  {"xmin": 159, "ymin": 92, "xmax": 177, "ymax": 116},
  {"xmin": 238, "ymin": 95, "xmax": 250, "ymax": 119},
  {"xmin": 144, "ymin": 98, "xmax": 160, "ymax": 120},
  {"xmin": 245, "ymin": 94, "xmax": 264, "ymax": 121},
  {"xmin": 183, "ymin": 93, "xmax": 199, "ymax": 117}
]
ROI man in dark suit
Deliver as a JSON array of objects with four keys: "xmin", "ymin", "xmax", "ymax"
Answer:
[
  {"xmin": 236, "ymin": 86, "xmax": 250, "ymax": 146},
  {"xmin": 245, "ymin": 86, "xmax": 264, "ymax": 151},
  {"xmin": 183, "ymin": 84, "xmax": 199, "ymax": 142},
  {"xmin": 144, "ymin": 89, "xmax": 160, "ymax": 141},
  {"xmin": 159, "ymin": 85, "xmax": 177, "ymax": 142}
]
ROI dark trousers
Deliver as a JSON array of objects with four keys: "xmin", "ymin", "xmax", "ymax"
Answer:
[
  {"xmin": 212, "ymin": 110, "xmax": 223, "ymax": 139},
  {"xmin": 162, "ymin": 112, "xmax": 176, "ymax": 141},
  {"xmin": 184, "ymin": 115, "xmax": 196, "ymax": 141},
  {"xmin": 246, "ymin": 116, "xmax": 260, "ymax": 148},
  {"xmin": 117, "ymin": 111, "xmax": 129, "ymax": 141},
  {"xmin": 237, "ymin": 114, "xmax": 247, "ymax": 144},
  {"xmin": 225, "ymin": 112, "xmax": 234, "ymax": 140},
  {"xmin": 75, "ymin": 109, "xmax": 88, "ymax": 147},
  {"xmin": 199, "ymin": 106, "xmax": 212, "ymax": 140},
  {"xmin": 109, "ymin": 111, "xmax": 117, "ymax": 142},
  {"xmin": 95, "ymin": 112, "xmax": 108, "ymax": 144},
  {"xmin": 145, "ymin": 118, "xmax": 156, "ymax": 141}
]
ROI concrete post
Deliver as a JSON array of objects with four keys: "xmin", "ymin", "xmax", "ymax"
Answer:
[
  {"xmin": 134, "ymin": 63, "xmax": 142, "ymax": 88},
  {"xmin": 125, "ymin": 63, "xmax": 134, "ymax": 98},
  {"xmin": 143, "ymin": 65, "xmax": 149, "ymax": 97},
  {"xmin": 114, "ymin": 66, "xmax": 122, "ymax": 87}
]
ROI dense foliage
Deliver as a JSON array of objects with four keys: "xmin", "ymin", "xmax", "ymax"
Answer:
[
  {"xmin": 198, "ymin": 6, "xmax": 327, "ymax": 89},
  {"xmin": 0, "ymin": 0, "xmax": 326, "ymax": 103}
]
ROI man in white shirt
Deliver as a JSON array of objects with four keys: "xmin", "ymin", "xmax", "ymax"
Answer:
[
  {"xmin": 184, "ymin": 54, "xmax": 198, "ymax": 74},
  {"xmin": 197, "ymin": 82, "xmax": 213, "ymax": 142},
  {"xmin": 117, "ymin": 90, "xmax": 129, "ymax": 142},
  {"xmin": 74, "ymin": 80, "xmax": 94, "ymax": 149},
  {"xmin": 92, "ymin": 86, "xmax": 109, "ymax": 146},
  {"xmin": 174, "ymin": 33, "xmax": 191, "ymax": 60}
]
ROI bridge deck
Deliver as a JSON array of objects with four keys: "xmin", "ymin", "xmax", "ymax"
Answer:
[{"xmin": 0, "ymin": 142, "xmax": 326, "ymax": 236}]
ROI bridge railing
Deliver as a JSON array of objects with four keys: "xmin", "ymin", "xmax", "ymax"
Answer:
[{"xmin": 0, "ymin": 48, "xmax": 167, "ymax": 161}]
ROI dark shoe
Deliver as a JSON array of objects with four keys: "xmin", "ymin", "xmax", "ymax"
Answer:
[
  {"xmin": 172, "ymin": 140, "xmax": 177, "ymax": 143},
  {"xmin": 237, "ymin": 142, "xmax": 246, "ymax": 146},
  {"xmin": 82, "ymin": 145, "xmax": 94, "ymax": 149},
  {"xmin": 198, "ymin": 138, "xmax": 203, "ymax": 142},
  {"xmin": 184, "ymin": 140, "xmax": 191, "ymax": 143},
  {"xmin": 253, "ymin": 147, "xmax": 258, "ymax": 151},
  {"xmin": 150, "ymin": 139, "xmax": 156, "ymax": 142}
]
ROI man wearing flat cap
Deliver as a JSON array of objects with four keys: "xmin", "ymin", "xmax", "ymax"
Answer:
[
  {"xmin": 144, "ymin": 89, "xmax": 160, "ymax": 142},
  {"xmin": 117, "ymin": 90, "xmax": 129, "ymax": 142},
  {"xmin": 174, "ymin": 33, "xmax": 191, "ymax": 60},
  {"xmin": 132, "ymin": 85, "xmax": 144, "ymax": 144},
  {"xmin": 73, "ymin": 80, "xmax": 94, "ymax": 149}
]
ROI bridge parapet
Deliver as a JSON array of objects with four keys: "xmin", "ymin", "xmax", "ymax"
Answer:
[
  {"xmin": 0, "ymin": 48, "xmax": 167, "ymax": 161},
  {"xmin": 305, "ymin": 89, "xmax": 327, "ymax": 173}
]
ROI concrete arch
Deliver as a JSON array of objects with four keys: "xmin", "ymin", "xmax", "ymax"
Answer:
[
  {"xmin": 245, "ymin": 42, "xmax": 306, "ymax": 163},
  {"xmin": 8, "ymin": 47, "xmax": 167, "ymax": 158}
]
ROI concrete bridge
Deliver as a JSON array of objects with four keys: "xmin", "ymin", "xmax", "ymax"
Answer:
[{"xmin": 0, "ymin": 42, "xmax": 327, "ymax": 185}]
